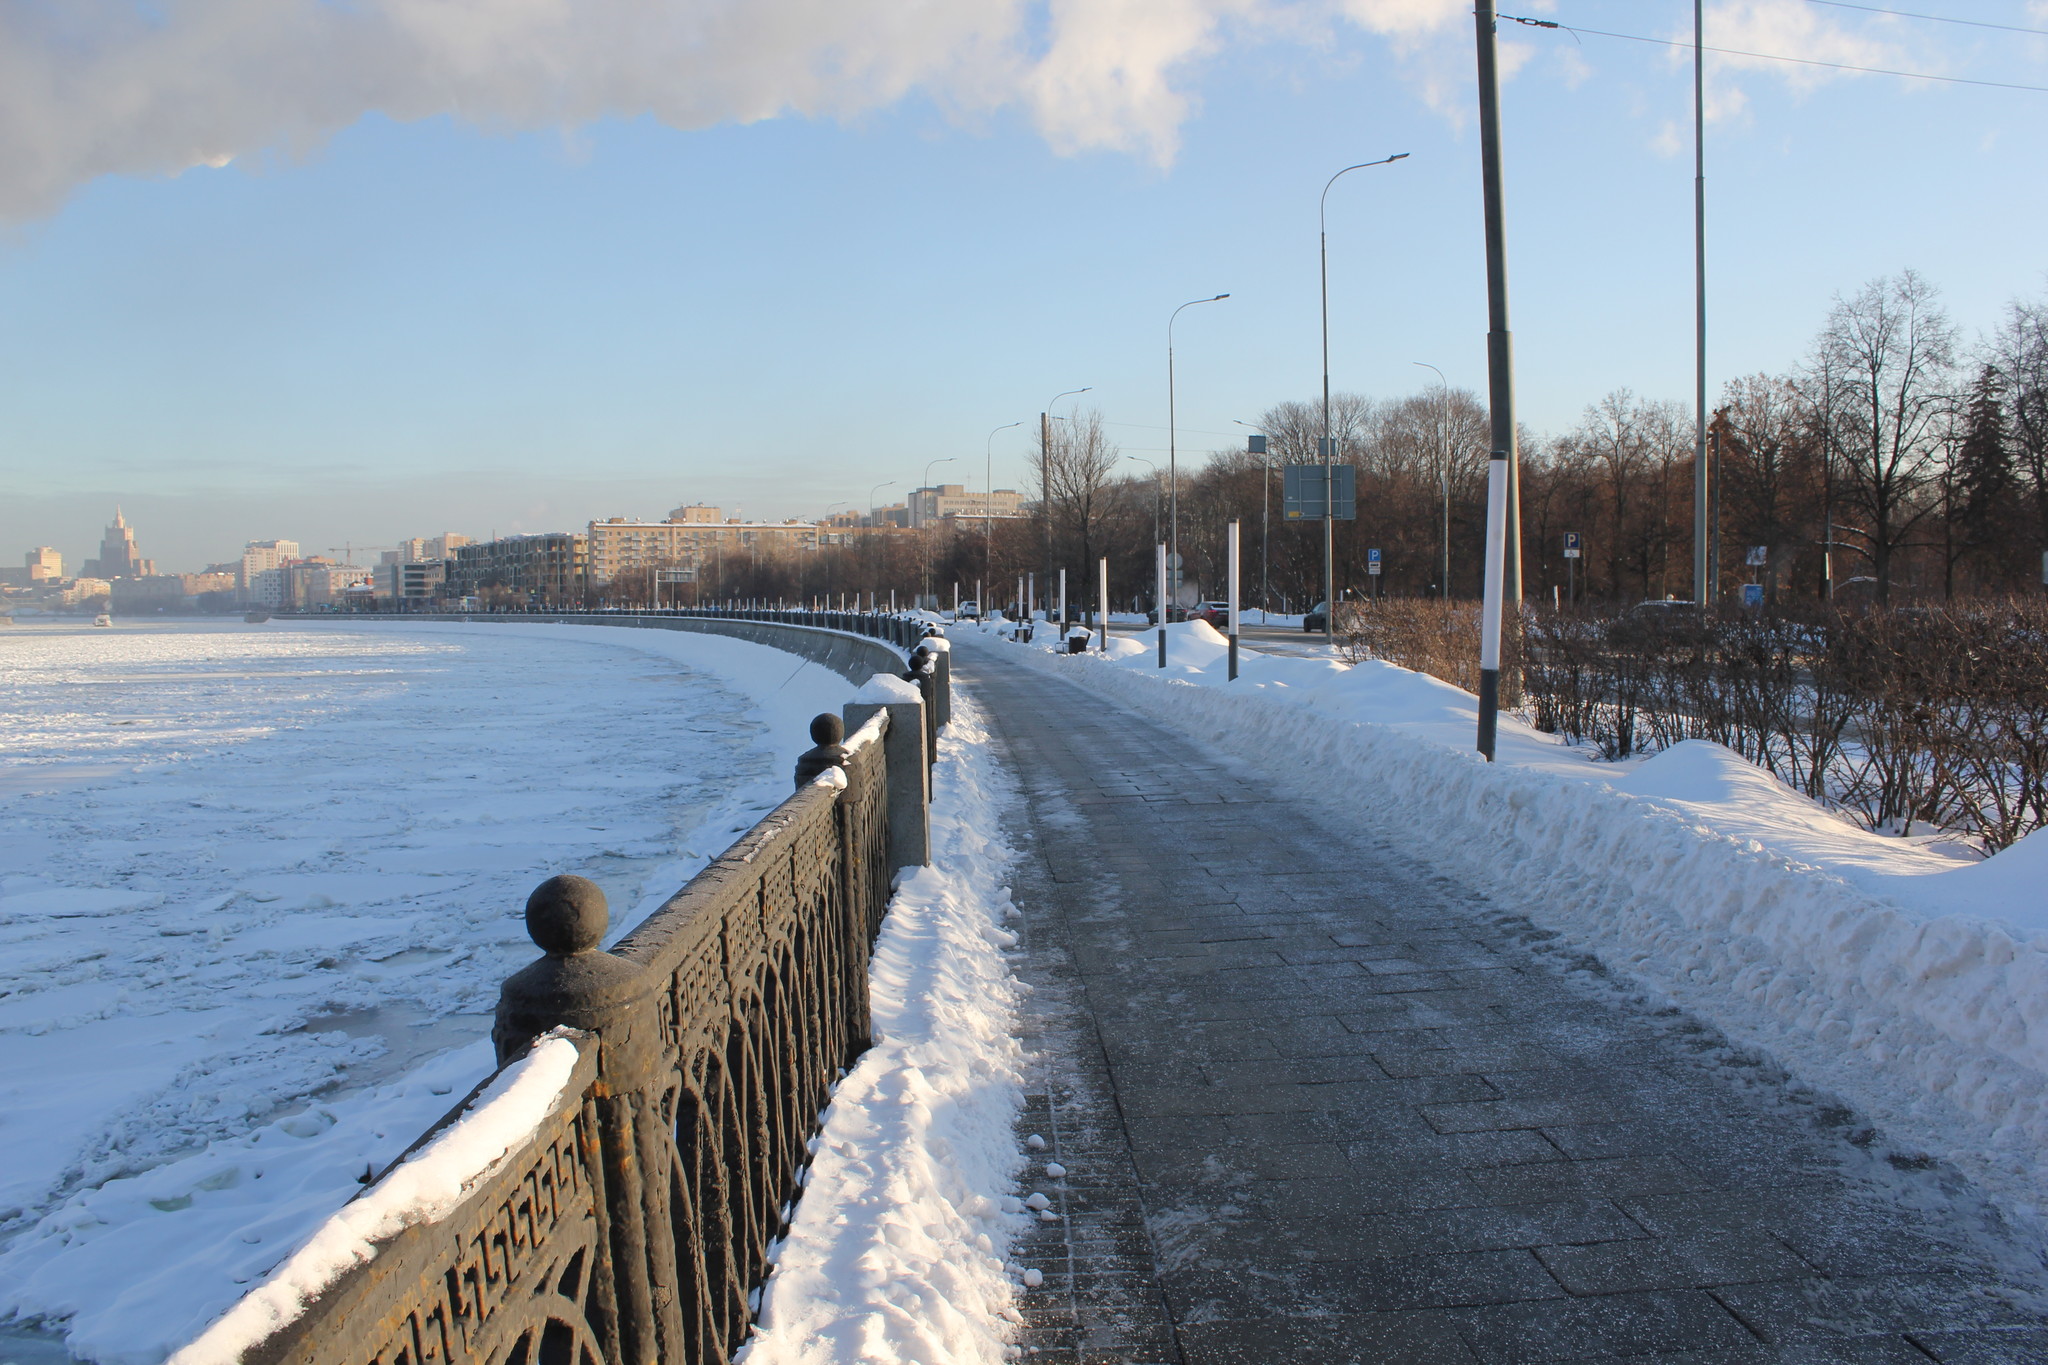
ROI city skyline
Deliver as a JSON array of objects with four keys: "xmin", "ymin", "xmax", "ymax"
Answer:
[{"xmin": 4, "ymin": 1, "xmax": 2045, "ymax": 571}]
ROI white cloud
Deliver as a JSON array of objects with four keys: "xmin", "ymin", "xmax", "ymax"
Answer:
[
  {"xmin": 1692, "ymin": 0, "xmax": 1918, "ymax": 101},
  {"xmin": 0, "ymin": 0, "xmax": 1952, "ymax": 222}
]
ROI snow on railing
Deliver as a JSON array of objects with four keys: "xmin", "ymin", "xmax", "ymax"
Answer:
[{"xmin": 166, "ymin": 1033, "xmax": 589, "ymax": 1365}]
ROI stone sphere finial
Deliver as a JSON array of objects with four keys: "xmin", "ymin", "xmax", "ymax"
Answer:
[
  {"xmin": 810, "ymin": 713, "xmax": 845, "ymax": 746},
  {"xmin": 526, "ymin": 874, "xmax": 608, "ymax": 956}
]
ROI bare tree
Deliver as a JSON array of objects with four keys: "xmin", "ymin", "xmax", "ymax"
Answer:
[
  {"xmin": 1987, "ymin": 293, "xmax": 2048, "ymax": 583},
  {"xmin": 1032, "ymin": 406, "xmax": 1123, "ymax": 601},
  {"xmin": 1814, "ymin": 270, "xmax": 1959, "ymax": 602}
]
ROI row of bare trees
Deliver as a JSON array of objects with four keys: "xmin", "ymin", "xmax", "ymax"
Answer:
[{"xmin": 582, "ymin": 270, "xmax": 2045, "ymax": 618}]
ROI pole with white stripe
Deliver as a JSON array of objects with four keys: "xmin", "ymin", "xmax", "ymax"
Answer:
[
  {"xmin": 1227, "ymin": 519, "xmax": 1241, "ymax": 681},
  {"xmin": 1098, "ymin": 557, "xmax": 1110, "ymax": 652},
  {"xmin": 1477, "ymin": 449, "xmax": 1509, "ymax": 760},
  {"xmin": 1155, "ymin": 542, "xmax": 1168, "ymax": 668}
]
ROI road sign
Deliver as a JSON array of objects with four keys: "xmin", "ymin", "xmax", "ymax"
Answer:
[
  {"xmin": 1746, "ymin": 545, "xmax": 1768, "ymax": 567},
  {"xmin": 1367, "ymin": 548, "xmax": 1382, "ymax": 576},
  {"xmin": 1282, "ymin": 464, "xmax": 1356, "ymax": 521},
  {"xmin": 1563, "ymin": 532, "xmax": 1581, "ymax": 560},
  {"xmin": 1743, "ymin": 583, "xmax": 1764, "ymax": 607},
  {"xmin": 1246, "ymin": 434, "xmax": 1267, "ymax": 455},
  {"xmin": 656, "ymin": 568, "xmax": 696, "ymax": 583}
]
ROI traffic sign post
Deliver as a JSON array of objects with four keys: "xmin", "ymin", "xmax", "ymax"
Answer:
[
  {"xmin": 1367, "ymin": 548, "xmax": 1382, "ymax": 599},
  {"xmin": 1563, "ymin": 532, "xmax": 1581, "ymax": 604},
  {"xmin": 1282, "ymin": 464, "xmax": 1357, "ymax": 520}
]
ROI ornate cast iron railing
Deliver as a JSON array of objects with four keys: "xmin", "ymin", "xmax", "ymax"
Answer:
[{"xmin": 205, "ymin": 663, "xmax": 940, "ymax": 1365}]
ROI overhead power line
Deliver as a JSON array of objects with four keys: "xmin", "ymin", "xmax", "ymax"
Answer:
[
  {"xmin": 1803, "ymin": 0, "xmax": 2048, "ymax": 38},
  {"xmin": 1500, "ymin": 13, "xmax": 2048, "ymax": 93}
]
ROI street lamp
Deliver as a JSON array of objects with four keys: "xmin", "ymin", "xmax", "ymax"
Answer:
[
  {"xmin": 1318, "ymin": 152, "xmax": 1409, "ymax": 646},
  {"xmin": 919, "ymin": 456, "xmax": 957, "ymax": 610},
  {"xmin": 986, "ymin": 420, "xmax": 1023, "ymax": 587},
  {"xmin": 1233, "ymin": 419, "xmax": 1276, "ymax": 620},
  {"xmin": 1414, "ymin": 362, "xmax": 1452, "ymax": 601},
  {"xmin": 1167, "ymin": 294, "xmax": 1229, "ymax": 664}
]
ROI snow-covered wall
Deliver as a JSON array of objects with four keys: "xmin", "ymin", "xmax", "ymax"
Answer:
[{"xmin": 968, "ymin": 624, "xmax": 2048, "ymax": 1217}]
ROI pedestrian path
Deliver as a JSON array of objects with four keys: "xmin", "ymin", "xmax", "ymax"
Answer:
[{"xmin": 957, "ymin": 649, "xmax": 2048, "ymax": 1365}]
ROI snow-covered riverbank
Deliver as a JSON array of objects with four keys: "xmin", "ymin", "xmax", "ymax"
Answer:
[{"xmin": 0, "ymin": 619, "xmax": 849, "ymax": 1361}]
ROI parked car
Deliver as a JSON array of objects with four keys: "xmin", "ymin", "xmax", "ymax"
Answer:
[
  {"xmin": 1143, "ymin": 605, "xmax": 1190, "ymax": 625},
  {"xmin": 1302, "ymin": 600, "xmax": 1366, "ymax": 634},
  {"xmin": 955, "ymin": 600, "xmax": 981, "ymax": 620},
  {"xmin": 1188, "ymin": 601, "xmax": 1231, "ymax": 627}
]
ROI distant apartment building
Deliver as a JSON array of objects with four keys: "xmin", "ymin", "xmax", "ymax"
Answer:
[
  {"xmin": 0, "ymin": 547, "xmax": 62, "ymax": 588},
  {"xmin": 240, "ymin": 540, "xmax": 301, "ymax": 600},
  {"xmin": 82, "ymin": 509, "xmax": 154, "ymax": 579},
  {"xmin": 180, "ymin": 571, "xmax": 237, "ymax": 597},
  {"xmin": 449, "ymin": 533, "xmax": 587, "ymax": 604},
  {"xmin": 374, "ymin": 558, "xmax": 448, "ymax": 603},
  {"xmin": 287, "ymin": 560, "xmax": 373, "ymax": 608},
  {"xmin": 584, "ymin": 507, "xmax": 819, "ymax": 585},
  {"xmin": 246, "ymin": 567, "xmax": 286, "ymax": 608},
  {"xmin": 380, "ymin": 533, "xmax": 473, "ymax": 565},
  {"xmin": 906, "ymin": 484, "xmax": 1024, "ymax": 528}
]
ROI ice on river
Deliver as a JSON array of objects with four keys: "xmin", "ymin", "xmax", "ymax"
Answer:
[{"xmin": 0, "ymin": 619, "xmax": 849, "ymax": 1361}]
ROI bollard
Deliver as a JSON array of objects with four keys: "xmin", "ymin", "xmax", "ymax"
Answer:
[
  {"xmin": 494, "ymin": 876, "xmax": 675, "ymax": 1365},
  {"xmin": 793, "ymin": 713, "xmax": 852, "ymax": 788}
]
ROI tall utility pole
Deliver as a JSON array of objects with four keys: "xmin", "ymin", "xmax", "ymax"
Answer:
[
  {"xmin": 1474, "ymin": 0, "xmax": 1522, "ymax": 762},
  {"xmin": 1319, "ymin": 154, "xmax": 1409, "ymax": 647},
  {"xmin": 1693, "ymin": 0, "xmax": 1710, "ymax": 606}
]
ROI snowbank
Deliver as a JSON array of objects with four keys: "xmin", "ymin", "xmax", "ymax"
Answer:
[
  {"xmin": 960, "ymin": 621, "xmax": 2048, "ymax": 1212},
  {"xmin": 742, "ymin": 691, "xmax": 1026, "ymax": 1365}
]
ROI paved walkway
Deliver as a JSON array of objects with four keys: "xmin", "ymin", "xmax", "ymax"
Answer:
[{"xmin": 957, "ymin": 650, "xmax": 2048, "ymax": 1365}]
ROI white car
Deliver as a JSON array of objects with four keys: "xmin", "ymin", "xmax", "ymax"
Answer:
[{"xmin": 955, "ymin": 600, "xmax": 981, "ymax": 620}]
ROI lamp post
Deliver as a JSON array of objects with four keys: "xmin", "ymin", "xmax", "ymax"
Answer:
[
  {"xmin": 1318, "ymin": 153, "xmax": 1409, "ymax": 647},
  {"xmin": 919, "ymin": 456, "xmax": 957, "ymax": 610},
  {"xmin": 986, "ymin": 421, "xmax": 1022, "ymax": 589},
  {"xmin": 1167, "ymin": 294, "xmax": 1229, "ymax": 663},
  {"xmin": 1042, "ymin": 386, "xmax": 1091, "ymax": 612},
  {"xmin": 1414, "ymin": 362, "xmax": 1452, "ymax": 600}
]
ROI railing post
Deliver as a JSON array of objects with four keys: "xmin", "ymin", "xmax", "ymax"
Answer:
[
  {"xmin": 496, "ymin": 876, "xmax": 682, "ymax": 1365},
  {"xmin": 842, "ymin": 697, "xmax": 930, "ymax": 871}
]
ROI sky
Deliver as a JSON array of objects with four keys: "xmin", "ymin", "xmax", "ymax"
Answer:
[{"xmin": 2, "ymin": 0, "xmax": 2045, "ymax": 574}]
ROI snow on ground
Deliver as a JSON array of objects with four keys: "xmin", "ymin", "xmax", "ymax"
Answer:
[
  {"xmin": 0, "ymin": 619, "xmax": 849, "ymax": 1362},
  {"xmin": 742, "ymin": 686, "xmax": 1027, "ymax": 1365},
  {"xmin": 956, "ymin": 618, "xmax": 2048, "ymax": 1218}
]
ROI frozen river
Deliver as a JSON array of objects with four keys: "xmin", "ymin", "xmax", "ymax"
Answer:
[{"xmin": 0, "ymin": 618, "xmax": 849, "ymax": 1361}]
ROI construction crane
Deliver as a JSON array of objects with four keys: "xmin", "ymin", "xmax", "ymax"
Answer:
[{"xmin": 326, "ymin": 544, "xmax": 393, "ymax": 566}]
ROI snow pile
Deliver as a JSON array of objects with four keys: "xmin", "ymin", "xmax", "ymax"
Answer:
[
  {"xmin": 742, "ymin": 690, "xmax": 1027, "ymax": 1365},
  {"xmin": 164, "ymin": 1033, "xmax": 584, "ymax": 1365},
  {"xmin": 0, "ymin": 620, "xmax": 850, "ymax": 1360},
  {"xmin": 966, "ymin": 621, "xmax": 2048, "ymax": 1211},
  {"xmin": 852, "ymin": 672, "xmax": 922, "ymax": 705}
]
